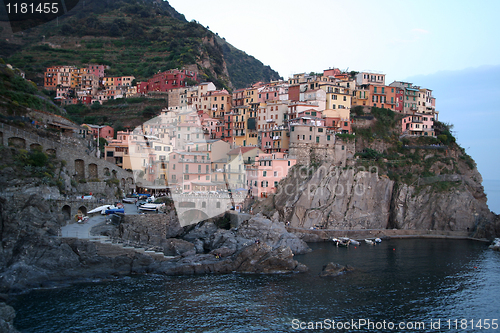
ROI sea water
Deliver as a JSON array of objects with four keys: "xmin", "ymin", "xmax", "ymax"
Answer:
[{"xmin": 11, "ymin": 239, "xmax": 500, "ymax": 332}]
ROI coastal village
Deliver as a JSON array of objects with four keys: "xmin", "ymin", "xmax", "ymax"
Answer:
[{"xmin": 41, "ymin": 64, "xmax": 439, "ymax": 199}]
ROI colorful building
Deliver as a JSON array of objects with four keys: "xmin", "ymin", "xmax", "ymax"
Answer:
[{"xmin": 246, "ymin": 152, "xmax": 296, "ymax": 198}]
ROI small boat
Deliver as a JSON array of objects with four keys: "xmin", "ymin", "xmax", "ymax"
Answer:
[
  {"xmin": 104, "ymin": 208, "xmax": 124, "ymax": 215},
  {"xmin": 138, "ymin": 203, "xmax": 163, "ymax": 211},
  {"xmin": 375, "ymin": 238, "xmax": 382, "ymax": 243},
  {"xmin": 335, "ymin": 237, "xmax": 350, "ymax": 247},
  {"xmin": 350, "ymin": 239, "xmax": 360, "ymax": 246},
  {"xmin": 365, "ymin": 239, "xmax": 375, "ymax": 246},
  {"xmin": 88, "ymin": 205, "xmax": 113, "ymax": 214},
  {"xmin": 122, "ymin": 197, "xmax": 137, "ymax": 204}
]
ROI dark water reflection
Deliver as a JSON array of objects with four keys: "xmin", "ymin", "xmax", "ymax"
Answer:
[{"xmin": 11, "ymin": 239, "xmax": 500, "ymax": 332}]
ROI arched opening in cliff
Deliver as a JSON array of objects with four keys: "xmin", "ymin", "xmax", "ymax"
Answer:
[
  {"xmin": 62, "ymin": 205, "xmax": 71, "ymax": 221},
  {"xmin": 112, "ymin": 170, "xmax": 117, "ymax": 178},
  {"xmin": 46, "ymin": 148, "xmax": 56, "ymax": 156},
  {"xmin": 78, "ymin": 206, "xmax": 87, "ymax": 216},
  {"xmin": 88, "ymin": 163, "xmax": 98, "ymax": 179},
  {"xmin": 180, "ymin": 209, "xmax": 209, "ymax": 223},
  {"xmin": 103, "ymin": 167, "xmax": 110, "ymax": 177},
  {"xmin": 75, "ymin": 159, "xmax": 85, "ymax": 179},
  {"xmin": 8, "ymin": 137, "xmax": 26, "ymax": 149},
  {"xmin": 121, "ymin": 178, "xmax": 125, "ymax": 188},
  {"xmin": 29, "ymin": 143, "xmax": 43, "ymax": 151}
]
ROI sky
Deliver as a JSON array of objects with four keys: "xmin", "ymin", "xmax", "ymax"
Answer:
[
  {"xmin": 168, "ymin": 0, "xmax": 500, "ymax": 83},
  {"xmin": 167, "ymin": 0, "xmax": 500, "ymax": 212}
]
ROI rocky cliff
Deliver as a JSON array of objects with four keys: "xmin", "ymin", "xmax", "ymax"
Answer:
[
  {"xmin": 257, "ymin": 113, "xmax": 499, "ymax": 238},
  {"xmin": 270, "ymin": 164, "xmax": 496, "ymax": 236}
]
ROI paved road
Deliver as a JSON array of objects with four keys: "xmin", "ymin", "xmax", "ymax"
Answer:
[{"xmin": 60, "ymin": 202, "xmax": 139, "ymax": 239}]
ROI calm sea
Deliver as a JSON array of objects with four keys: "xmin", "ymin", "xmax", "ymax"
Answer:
[
  {"xmin": 11, "ymin": 239, "xmax": 500, "ymax": 332},
  {"xmin": 483, "ymin": 179, "xmax": 500, "ymax": 214}
]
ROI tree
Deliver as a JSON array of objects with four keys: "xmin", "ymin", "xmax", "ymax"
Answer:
[{"xmin": 99, "ymin": 137, "xmax": 108, "ymax": 154}]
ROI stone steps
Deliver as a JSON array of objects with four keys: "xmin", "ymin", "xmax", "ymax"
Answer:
[{"xmin": 90, "ymin": 236, "xmax": 171, "ymax": 260}]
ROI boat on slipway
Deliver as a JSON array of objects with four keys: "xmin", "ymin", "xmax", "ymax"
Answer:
[{"xmin": 138, "ymin": 203, "xmax": 164, "ymax": 212}]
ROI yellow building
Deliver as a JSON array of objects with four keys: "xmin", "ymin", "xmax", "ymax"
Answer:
[{"xmin": 70, "ymin": 68, "xmax": 89, "ymax": 88}]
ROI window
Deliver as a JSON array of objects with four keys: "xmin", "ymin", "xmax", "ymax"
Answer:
[
  {"xmin": 318, "ymin": 128, "xmax": 323, "ymax": 132},
  {"xmin": 316, "ymin": 136, "xmax": 319, "ymax": 143},
  {"xmin": 310, "ymin": 127, "xmax": 313, "ymax": 132},
  {"xmin": 327, "ymin": 135, "xmax": 331, "ymax": 141},
  {"xmin": 274, "ymin": 171, "xmax": 278, "ymax": 177},
  {"xmin": 184, "ymin": 175, "xmax": 189, "ymax": 180},
  {"xmin": 263, "ymin": 171, "xmax": 267, "ymax": 177},
  {"xmin": 342, "ymin": 145, "xmax": 345, "ymax": 150},
  {"xmin": 274, "ymin": 181, "xmax": 278, "ymax": 188}
]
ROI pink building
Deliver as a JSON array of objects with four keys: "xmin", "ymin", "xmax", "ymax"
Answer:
[
  {"xmin": 84, "ymin": 124, "xmax": 114, "ymax": 140},
  {"xmin": 168, "ymin": 151, "xmax": 213, "ymax": 192},
  {"xmin": 88, "ymin": 64, "xmax": 105, "ymax": 78},
  {"xmin": 401, "ymin": 114, "xmax": 435, "ymax": 137},
  {"xmin": 246, "ymin": 152, "xmax": 296, "ymax": 198}
]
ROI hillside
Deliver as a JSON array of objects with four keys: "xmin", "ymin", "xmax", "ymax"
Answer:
[{"xmin": 0, "ymin": 0, "xmax": 281, "ymax": 90}]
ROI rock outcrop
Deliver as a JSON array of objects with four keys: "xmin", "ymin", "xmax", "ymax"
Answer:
[
  {"xmin": 0, "ymin": 188, "xmax": 310, "ymax": 294},
  {"xmin": 271, "ymin": 163, "xmax": 497, "ymax": 236},
  {"xmin": 320, "ymin": 262, "xmax": 355, "ymax": 277},
  {"xmin": 0, "ymin": 303, "xmax": 19, "ymax": 333},
  {"xmin": 489, "ymin": 238, "xmax": 500, "ymax": 251}
]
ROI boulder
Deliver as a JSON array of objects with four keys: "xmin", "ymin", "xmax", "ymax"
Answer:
[
  {"xmin": 0, "ymin": 303, "xmax": 19, "ymax": 333},
  {"xmin": 163, "ymin": 238, "xmax": 196, "ymax": 257},
  {"xmin": 209, "ymin": 246, "xmax": 236, "ymax": 258},
  {"xmin": 183, "ymin": 221, "xmax": 218, "ymax": 242},
  {"xmin": 233, "ymin": 242, "xmax": 308, "ymax": 274},
  {"xmin": 236, "ymin": 215, "xmax": 311, "ymax": 254},
  {"xmin": 489, "ymin": 238, "xmax": 500, "ymax": 251},
  {"xmin": 320, "ymin": 262, "xmax": 354, "ymax": 277}
]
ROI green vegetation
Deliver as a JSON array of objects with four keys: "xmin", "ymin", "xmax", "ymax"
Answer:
[
  {"xmin": 63, "ymin": 97, "xmax": 166, "ymax": 127},
  {"xmin": 336, "ymin": 133, "xmax": 356, "ymax": 141},
  {"xmin": 353, "ymin": 107, "xmax": 401, "ymax": 142},
  {"xmin": 351, "ymin": 105, "xmax": 476, "ymax": 196},
  {"xmin": 1, "ymin": 0, "xmax": 280, "ymax": 90},
  {"xmin": 219, "ymin": 37, "xmax": 281, "ymax": 89},
  {"xmin": 0, "ymin": 65, "xmax": 63, "ymax": 115}
]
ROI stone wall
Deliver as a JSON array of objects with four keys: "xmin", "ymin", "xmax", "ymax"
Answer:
[
  {"xmin": 120, "ymin": 210, "xmax": 182, "ymax": 247},
  {"xmin": 0, "ymin": 123, "xmax": 134, "ymax": 193},
  {"xmin": 289, "ymin": 138, "xmax": 355, "ymax": 166}
]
